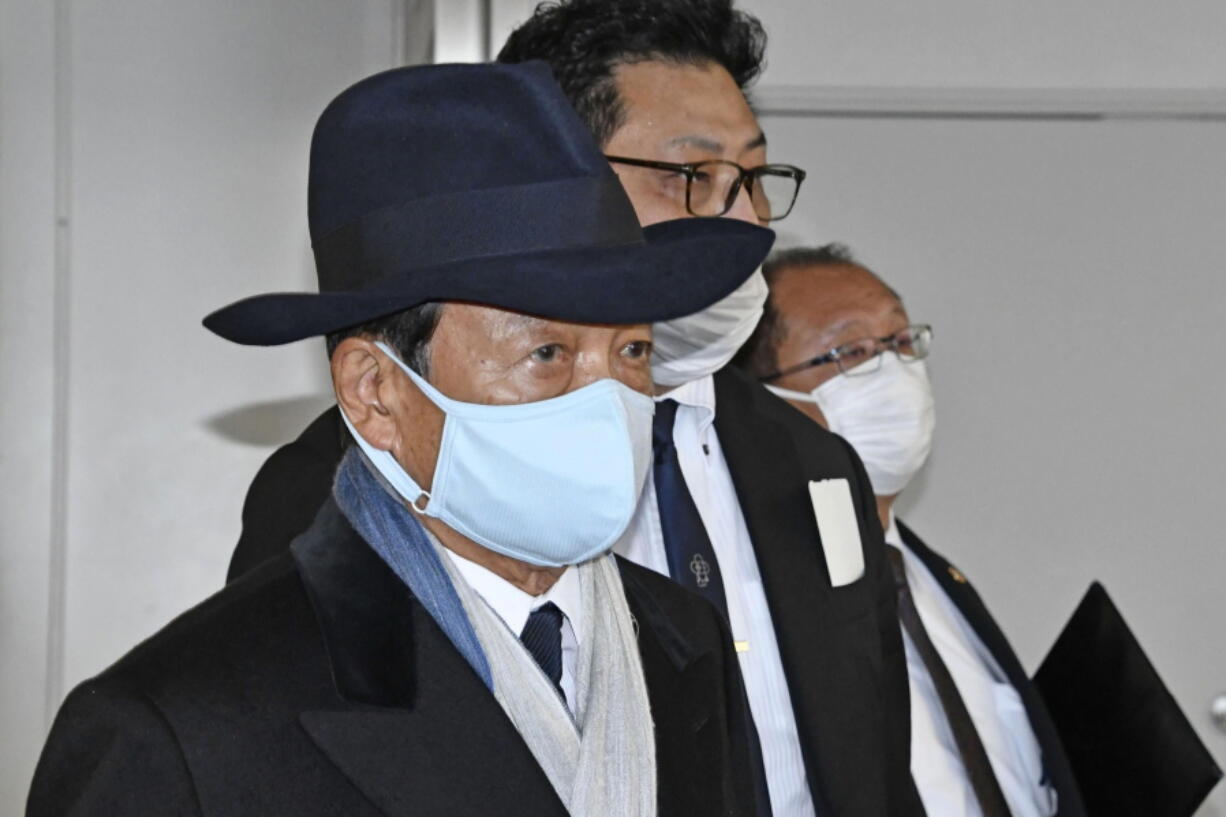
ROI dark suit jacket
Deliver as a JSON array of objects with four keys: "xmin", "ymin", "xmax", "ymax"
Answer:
[
  {"xmin": 29, "ymin": 498, "xmax": 757, "ymax": 817},
  {"xmin": 226, "ymin": 366, "xmax": 916, "ymax": 817},
  {"xmin": 896, "ymin": 520, "xmax": 1087, "ymax": 817}
]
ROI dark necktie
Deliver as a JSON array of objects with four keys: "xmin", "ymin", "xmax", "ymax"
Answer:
[
  {"xmin": 652, "ymin": 398, "xmax": 773, "ymax": 817},
  {"xmin": 652, "ymin": 399, "xmax": 730, "ymax": 619},
  {"xmin": 887, "ymin": 546, "xmax": 1013, "ymax": 817},
  {"xmin": 520, "ymin": 602, "xmax": 565, "ymax": 698}
]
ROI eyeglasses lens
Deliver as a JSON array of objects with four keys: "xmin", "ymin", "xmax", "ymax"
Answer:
[
  {"xmin": 687, "ymin": 163, "xmax": 739, "ymax": 217},
  {"xmin": 837, "ymin": 339, "xmax": 884, "ymax": 376},
  {"xmin": 750, "ymin": 173, "xmax": 799, "ymax": 221},
  {"xmin": 896, "ymin": 325, "xmax": 932, "ymax": 360}
]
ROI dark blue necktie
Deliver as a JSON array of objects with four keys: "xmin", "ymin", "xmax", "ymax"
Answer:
[
  {"xmin": 652, "ymin": 399, "xmax": 774, "ymax": 817},
  {"xmin": 520, "ymin": 602, "xmax": 565, "ymax": 698},
  {"xmin": 652, "ymin": 399, "xmax": 730, "ymax": 620}
]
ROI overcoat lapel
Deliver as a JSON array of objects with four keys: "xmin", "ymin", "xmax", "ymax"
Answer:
[
  {"xmin": 712, "ymin": 370, "xmax": 890, "ymax": 816},
  {"xmin": 291, "ymin": 499, "xmax": 568, "ymax": 817},
  {"xmin": 618, "ymin": 561, "xmax": 751, "ymax": 817},
  {"xmin": 289, "ymin": 499, "xmax": 742, "ymax": 817},
  {"xmin": 896, "ymin": 521, "xmax": 1087, "ymax": 817}
]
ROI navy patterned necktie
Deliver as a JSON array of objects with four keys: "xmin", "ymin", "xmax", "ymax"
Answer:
[
  {"xmin": 520, "ymin": 602, "xmax": 565, "ymax": 698},
  {"xmin": 652, "ymin": 399, "xmax": 730, "ymax": 620}
]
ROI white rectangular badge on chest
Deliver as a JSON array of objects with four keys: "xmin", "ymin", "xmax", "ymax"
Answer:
[{"xmin": 807, "ymin": 479, "xmax": 865, "ymax": 587}]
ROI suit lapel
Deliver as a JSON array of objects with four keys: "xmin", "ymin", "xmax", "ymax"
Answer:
[
  {"xmin": 291, "ymin": 499, "xmax": 568, "ymax": 817},
  {"xmin": 896, "ymin": 522, "xmax": 1031, "ymax": 695},
  {"xmin": 712, "ymin": 369, "xmax": 888, "ymax": 816},
  {"xmin": 618, "ymin": 559, "xmax": 746, "ymax": 817},
  {"xmin": 897, "ymin": 521, "xmax": 1087, "ymax": 817}
]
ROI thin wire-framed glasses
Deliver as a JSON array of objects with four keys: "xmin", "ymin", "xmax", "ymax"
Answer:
[
  {"xmin": 605, "ymin": 155, "xmax": 807, "ymax": 222},
  {"xmin": 759, "ymin": 324, "xmax": 934, "ymax": 382}
]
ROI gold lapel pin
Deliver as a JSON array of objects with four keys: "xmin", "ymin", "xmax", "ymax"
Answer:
[{"xmin": 947, "ymin": 566, "xmax": 968, "ymax": 584}]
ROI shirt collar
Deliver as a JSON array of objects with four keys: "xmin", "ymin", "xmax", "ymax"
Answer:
[
  {"xmin": 884, "ymin": 509, "xmax": 903, "ymax": 548},
  {"xmin": 442, "ymin": 548, "xmax": 583, "ymax": 641},
  {"xmin": 655, "ymin": 373, "xmax": 716, "ymax": 431}
]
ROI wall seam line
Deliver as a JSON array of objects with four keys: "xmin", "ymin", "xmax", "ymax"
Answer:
[{"xmin": 44, "ymin": 0, "xmax": 72, "ymax": 730}]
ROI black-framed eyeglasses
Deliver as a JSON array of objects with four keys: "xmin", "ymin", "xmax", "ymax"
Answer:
[
  {"xmin": 760, "ymin": 324, "xmax": 934, "ymax": 382},
  {"xmin": 605, "ymin": 155, "xmax": 807, "ymax": 222}
]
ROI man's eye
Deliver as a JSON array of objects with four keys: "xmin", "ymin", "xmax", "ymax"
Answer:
[
  {"xmin": 622, "ymin": 340, "xmax": 652, "ymax": 359},
  {"xmin": 532, "ymin": 344, "xmax": 563, "ymax": 363}
]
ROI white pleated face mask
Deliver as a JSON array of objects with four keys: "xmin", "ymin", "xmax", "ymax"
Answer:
[
  {"xmin": 767, "ymin": 353, "xmax": 936, "ymax": 496},
  {"xmin": 650, "ymin": 267, "xmax": 768, "ymax": 387},
  {"xmin": 339, "ymin": 342, "xmax": 656, "ymax": 567}
]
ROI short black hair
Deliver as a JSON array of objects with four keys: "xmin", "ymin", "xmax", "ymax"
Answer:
[
  {"xmin": 324, "ymin": 302, "xmax": 443, "ymax": 377},
  {"xmin": 497, "ymin": 0, "xmax": 767, "ymax": 146},
  {"xmin": 734, "ymin": 243, "xmax": 897, "ymax": 378}
]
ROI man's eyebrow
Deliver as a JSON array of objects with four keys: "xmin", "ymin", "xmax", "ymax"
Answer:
[
  {"xmin": 744, "ymin": 131, "xmax": 767, "ymax": 151},
  {"xmin": 663, "ymin": 135, "xmax": 724, "ymax": 153},
  {"xmin": 815, "ymin": 316, "xmax": 870, "ymax": 344}
]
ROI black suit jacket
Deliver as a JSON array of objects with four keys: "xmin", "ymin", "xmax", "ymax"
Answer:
[
  {"xmin": 29, "ymin": 499, "xmax": 757, "ymax": 817},
  {"xmin": 226, "ymin": 367, "xmax": 916, "ymax": 817},
  {"xmin": 896, "ymin": 520, "xmax": 1087, "ymax": 817}
]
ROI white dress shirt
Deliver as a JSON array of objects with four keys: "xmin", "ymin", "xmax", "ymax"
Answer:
[
  {"xmin": 884, "ymin": 515, "xmax": 1058, "ymax": 817},
  {"xmin": 617, "ymin": 374, "xmax": 817, "ymax": 817},
  {"xmin": 444, "ymin": 549, "xmax": 582, "ymax": 715}
]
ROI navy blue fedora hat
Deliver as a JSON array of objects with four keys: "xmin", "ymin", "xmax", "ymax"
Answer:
[{"xmin": 203, "ymin": 61, "xmax": 774, "ymax": 345}]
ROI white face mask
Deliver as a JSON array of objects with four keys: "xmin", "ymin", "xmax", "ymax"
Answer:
[
  {"xmin": 650, "ymin": 267, "xmax": 768, "ymax": 387},
  {"xmin": 766, "ymin": 354, "xmax": 936, "ymax": 496},
  {"xmin": 339, "ymin": 342, "xmax": 655, "ymax": 567}
]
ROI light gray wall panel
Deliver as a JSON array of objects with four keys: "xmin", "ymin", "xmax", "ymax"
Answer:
[
  {"xmin": 1, "ymin": 1, "xmax": 405, "ymax": 813},
  {"xmin": 742, "ymin": 0, "xmax": 1226, "ymax": 89},
  {"xmin": 1, "ymin": 0, "xmax": 58, "ymax": 808}
]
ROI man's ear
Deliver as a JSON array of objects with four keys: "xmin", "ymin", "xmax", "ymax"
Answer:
[{"xmin": 332, "ymin": 337, "xmax": 397, "ymax": 451}]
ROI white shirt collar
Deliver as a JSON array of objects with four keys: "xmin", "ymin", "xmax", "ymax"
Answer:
[
  {"xmin": 884, "ymin": 509, "xmax": 903, "ymax": 548},
  {"xmin": 442, "ymin": 548, "xmax": 583, "ymax": 641},
  {"xmin": 656, "ymin": 373, "xmax": 716, "ymax": 432}
]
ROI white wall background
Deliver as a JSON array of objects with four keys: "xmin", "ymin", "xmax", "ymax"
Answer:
[
  {"xmin": 2, "ymin": 0, "xmax": 1223, "ymax": 814},
  {"xmin": 0, "ymin": 0, "xmax": 418, "ymax": 810}
]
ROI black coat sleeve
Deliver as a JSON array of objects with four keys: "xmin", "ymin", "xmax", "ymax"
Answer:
[{"xmin": 28, "ymin": 680, "xmax": 202, "ymax": 817}]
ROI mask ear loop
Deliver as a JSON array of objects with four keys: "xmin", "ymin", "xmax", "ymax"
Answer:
[
  {"xmin": 408, "ymin": 491, "xmax": 431, "ymax": 514},
  {"xmin": 337, "ymin": 402, "xmax": 438, "ymax": 516}
]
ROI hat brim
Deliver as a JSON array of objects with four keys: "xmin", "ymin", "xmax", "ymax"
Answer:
[{"xmin": 203, "ymin": 218, "xmax": 774, "ymax": 346}]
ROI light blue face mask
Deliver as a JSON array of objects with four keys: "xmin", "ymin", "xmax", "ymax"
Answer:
[{"xmin": 338, "ymin": 341, "xmax": 656, "ymax": 567}]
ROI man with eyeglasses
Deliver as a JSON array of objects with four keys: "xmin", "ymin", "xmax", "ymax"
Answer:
[
  {"xmin": 737, "ymin": 244, "xmax": 1087, "ymax": 817},
  {"xmin": 227, "ymin": 3, "xmax": 914, "ymax": 816}
]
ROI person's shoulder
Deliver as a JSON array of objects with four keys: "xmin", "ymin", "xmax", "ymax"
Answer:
[
  {"xmin": 230, "ymin": 407, "xmax": 346, "ymax": 581},
  {"xmin": 896, "ymin": 519, "xmax": 974, "ymax": 586},
  {"xmin": 713, "ymin": 366, "xmax": 862, "ymax": 465},
  {"xmin": 94, "ymin": 553, "xmax": 320, "ymax": 707},
  {"xmin": 247, "ymin": 406, "xmax": 345, "ymax": 497}
]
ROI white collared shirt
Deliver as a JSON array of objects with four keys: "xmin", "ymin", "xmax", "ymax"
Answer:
[
  {"xmin": 617, "ymin": 374, "xmax": 817, "ymax": 817},
  {"xmin": 885, "ymin": 515, "xmax": 1058, "ymax": 817},
  {"xmin": 443, "ymin": 549, "xmax": 582, "ymax": 715}
]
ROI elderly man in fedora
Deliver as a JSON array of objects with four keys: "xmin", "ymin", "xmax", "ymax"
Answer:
[{"xmin": 27, "ymin": 63, "xmax": 773, "ymax": 817}]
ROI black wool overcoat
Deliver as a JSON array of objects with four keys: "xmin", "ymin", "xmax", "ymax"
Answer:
[{"xmin": 28, "ymin": 499, "xmax": 758, "ymax": 817}]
